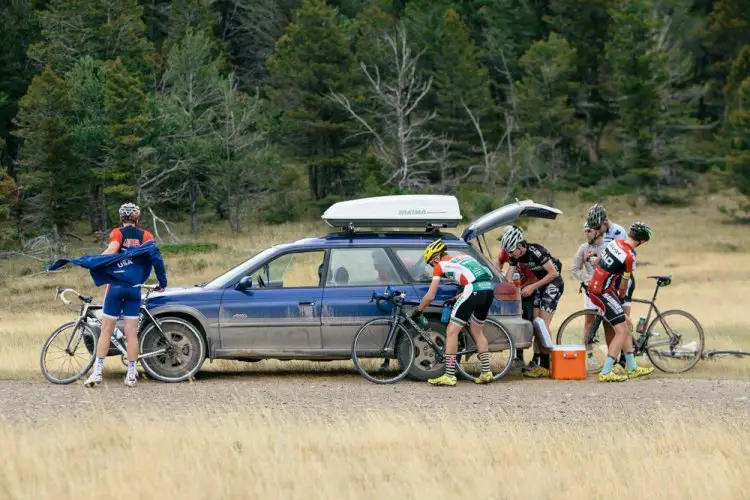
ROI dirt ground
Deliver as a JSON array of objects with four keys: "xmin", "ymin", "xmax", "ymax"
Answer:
[{"xmin": 2, "ymin": 373, "xmax": 747, "ymax": 426}]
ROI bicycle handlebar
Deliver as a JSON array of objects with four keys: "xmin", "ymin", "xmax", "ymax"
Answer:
[{"xmin": 55, "ymin": 288, "xmax": 89, "ymax": 306}]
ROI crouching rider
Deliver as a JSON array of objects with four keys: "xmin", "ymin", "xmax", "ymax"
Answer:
[
  {"xmin": 411, "ymin": 239, "xmax": 495, "ymax": 386},
  {"xmin": 47, "ymin": 203, "xmax": 167, "ymax": 388}
]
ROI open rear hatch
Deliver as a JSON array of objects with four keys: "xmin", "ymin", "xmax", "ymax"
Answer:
[{"xmin": 462, "ymin": 200, "xmax": 563, "ymax": 258}]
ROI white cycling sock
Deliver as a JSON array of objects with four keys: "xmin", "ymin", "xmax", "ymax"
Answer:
[
  {"xmin": 127, "ymin": 361, "xmax": 137, "ymax": 379},
  {"xmin": 93, "ymin": 357, "xmax": 105, "ymax": 375}
]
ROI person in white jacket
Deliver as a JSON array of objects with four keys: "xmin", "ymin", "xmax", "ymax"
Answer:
[{"xmin": 571, "ymin": 222, "xmax": 610, "ymax": 368}]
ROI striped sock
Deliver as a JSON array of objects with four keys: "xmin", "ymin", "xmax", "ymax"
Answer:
[
  {"xmin": 479, "ymin": 352, "xmax": 490, "ymax": 373},
  {"xmin": 445, "ymin": 355, "xmax": 457, "ymax": 377}
]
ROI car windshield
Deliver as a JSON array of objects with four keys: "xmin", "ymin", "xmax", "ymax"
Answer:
[{"xmin": 203, "ymin": 247, "xmax": 277, "ymax": 289}]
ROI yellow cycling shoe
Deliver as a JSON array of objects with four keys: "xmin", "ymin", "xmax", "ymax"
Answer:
[
  {"xmin": 627, "ymin": 366, "xmax": 655, "ymax": 379},
  {"xmin": 612, "ymin": 364, "xmax": 627, "ymax": 376},
  {"xmin": 598, "ymin": 370, "xmax": 628, "ymax": 382},
  {"xmin": 428, "ymin": 374, "xmax": 457, "ymax": 386},
  {"xmin": 523, "ymin": 366, "xmax": 550, "ymax": 378},
  {"xmin": 475, "ymin": 371, "xmax": 494, "ymax": 384}
]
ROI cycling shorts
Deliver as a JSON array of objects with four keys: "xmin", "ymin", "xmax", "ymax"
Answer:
[
  {"xmin": 103, "ymin": 285, "xmax": 141, "ymax": 319},
  {"xmin": 614, "ymin": 274, "xmax": 636, "ymax": 307},
  {"xmin": 451, "ymin": 281, "xmax": 495, "ymax": 327},
  {"xmin": 521, "ymin": 295, "xmax": 535, "ymax": 321},
  {"xmin": 533, "ymin": 277, "xmax": 564, "ymax": 314},
  {"xmin": 588, "ymin": 291, "xmax": 626, "ymax": 326}
]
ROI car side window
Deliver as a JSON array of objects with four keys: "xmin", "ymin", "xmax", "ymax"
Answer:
[
  {"xmin": 325, "ymin": 248, "xmax": 404, "ymax": 287},
  {"xmin": 249, "ymin": 251, "xmax": 325, "ymax": 288},
  {"xmin": 393, "ymin": 248, "xmax": 485, "ymax": 283}
]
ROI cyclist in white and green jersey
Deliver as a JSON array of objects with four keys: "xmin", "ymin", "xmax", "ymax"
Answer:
[{"xmin": 411, "ymin": 239, "xmax": 495, "ymax": 387}]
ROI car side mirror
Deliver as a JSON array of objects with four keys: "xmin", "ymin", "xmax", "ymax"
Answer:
[{"xmin": 235, "ymin": 276, "xmax": 253, "ymax": 291}]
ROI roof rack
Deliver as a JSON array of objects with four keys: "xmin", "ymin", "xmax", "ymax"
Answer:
[
  {"xmin": 324, "ymin": 230, "xmax": 460, "ymax": 240},
  {"xmin": 321, "ymin": 195, "xmax": 462, "ymax": 231}
]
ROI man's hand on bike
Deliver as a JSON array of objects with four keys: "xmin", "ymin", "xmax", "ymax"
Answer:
[
  {"xmin": 625, "ymin": 315, "xmax": 633, "ymax": 332},
  {"xmin": 408, "ymin": 306, "xmax": 422, "ymax": 319}
]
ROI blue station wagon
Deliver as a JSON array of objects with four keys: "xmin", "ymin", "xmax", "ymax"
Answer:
[{"xmin": 147, "ymin": 197, "xmax": 562, "ymax": 380}]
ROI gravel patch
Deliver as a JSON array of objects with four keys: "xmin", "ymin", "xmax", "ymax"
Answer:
[{"xmin": 1, "ymin": 373, "xmax": 748, "ymax": 426}]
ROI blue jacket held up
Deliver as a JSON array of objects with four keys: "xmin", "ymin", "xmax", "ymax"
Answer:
[{"xmin": 47, "ymin": 241, "xmax": 168, "ymax": 288}]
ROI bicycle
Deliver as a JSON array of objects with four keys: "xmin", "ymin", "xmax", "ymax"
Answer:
[
  {"xmin": 350, "ymin": 287, "xmax": 515, "ymax": 384},
  {"xmin": 40, "ymin": 284, "xmax": 206, "ymax": 384},
  {"xmin": 556, "ymin": 275, "xmax": 704, "ymax": 374}
]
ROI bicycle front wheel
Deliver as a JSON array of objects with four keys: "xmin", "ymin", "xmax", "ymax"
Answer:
[
  {"xmin": 556, "ymin": 309, "xmax": 608, "ymax": 373},
  {"xmin": 645, "ymin": 310, "xmax": 704, "ymax": 373},
  {"xmin": 352, "ymin": 318, "xmax": 415, "ymax": 384},
  {"xmin": 139, "ymin": 318, "xmax": 206, "ymax": 382},
  {"xmin": 40, "ymin": 321, "xmax": 97, "ymax": 384},
  {"xmin": 455, "ymin": 319, "xmax": 515, "ymax": 382}
]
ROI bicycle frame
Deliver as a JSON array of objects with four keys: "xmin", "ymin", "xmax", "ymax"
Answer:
[
  {"xmin": 61, "ymin": 288, "xmax": 169, "ymax": 361},
  {"xmin": 585, "ymin": 279, "xmax": 673, "ymax": 354}
]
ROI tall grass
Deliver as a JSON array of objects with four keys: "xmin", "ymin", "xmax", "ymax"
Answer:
[{"xmin": 1, "ymin": 411, "xmax": 747, "ymax": 499}]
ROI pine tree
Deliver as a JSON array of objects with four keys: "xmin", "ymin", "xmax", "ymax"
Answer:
[
  {"xmin": 702, "ymin": 0, "xmax": 750, "ymax": 120},
  {"xmin": 546, "ymin": 0, "xmax": 616, "ymax": 163},
  {"xmin": 0, "ymin": 0, "xmax": 39, "ymax": 176},
  {"xmin": 28, "ymin": 0, "xmax": 157, "ymax": 79},
  {"xmin": 267, "ymin": 0, "xmax": 361, "ymax": 202},
  {"xmin": 66, "ymin": 56, "xmax": 109, "ymax": 231},
  {"xmin": 606, "ymin": 0, "xmax": 706, "ymax": 189},
  {"xmin": 514, "ymin": 33, "xmax": 578, "ymax": 189},
  {"xmin": 103, "ymin": 59, "xmax": 150, "ymax": 208},
  {"xmin": 723, "ymin": 45, "xmax": 750, "ymax": 219},
  {"xmin": 431, "ymin": 8, "xmax": 493, "ymax": 172},
  {"xmin": 157, "ymin": 28, "xmax": 224, "ymax": 233},
  {"xmin": 15, "ymin": 67, "xmax": 82, "ymax": 235}
]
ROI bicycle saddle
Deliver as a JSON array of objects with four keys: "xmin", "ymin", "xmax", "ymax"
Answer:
[{"xmin": 647, "ymin": 274, "xmax": 672, "ymax": 287}]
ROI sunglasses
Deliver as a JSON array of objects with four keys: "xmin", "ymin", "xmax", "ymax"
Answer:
[{"xmin": 584, "ymin": 229, "xmax": 595, "ymax": 233}]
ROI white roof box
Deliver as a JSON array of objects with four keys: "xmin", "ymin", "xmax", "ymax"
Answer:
[{"xmin": 322, "ymin": 195, "xmax": 462, "ymax": 229}]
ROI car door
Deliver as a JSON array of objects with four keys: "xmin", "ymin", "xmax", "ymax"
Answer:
[
  {"xmin": 219, "ymin": 250, "xmax": 325, "ymax": 352},
  {"xmin": 320, "ymin": 247, "xmax": 407, "ymax": 352}
]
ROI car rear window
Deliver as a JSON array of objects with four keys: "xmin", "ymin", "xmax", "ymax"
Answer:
[
  {"xmin": 393, "ymin": 246, "xmax": 500, "ymax": 283},
  {"xmin": 325, "ymin": 248, "xmax": 405, "ymax": 287}
]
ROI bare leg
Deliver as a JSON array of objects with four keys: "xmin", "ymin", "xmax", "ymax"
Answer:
[
  {"xmin": 468, "ymin": 320, "xmax": 489, "ymax": 353},
  {"xmin": 97, "ymin": 316, "xmax": 116, "ymax": 359},
  {"xmin": 123, "ymin": 317, "xmax": 139, "ymax": 362}
]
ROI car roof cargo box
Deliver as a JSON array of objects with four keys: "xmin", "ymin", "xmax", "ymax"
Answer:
[{"xmin": 322, "ymin": 195, "xmax": 462, "ymax": 229}]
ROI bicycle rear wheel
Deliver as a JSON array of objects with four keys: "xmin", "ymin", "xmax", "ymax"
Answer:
[
  {"xmin": 352, "ymin": 318, "xmax": 415, "ymax": 384},
  {"xmin": 645, "ymin": 310, "xmax": 704, "ymax": 373},
  {"xmin": 455, "ymin": 319, "xmax": 515, "ymax": 382},
  {"xmin": 40, "ymin": 321, "xmax": 97, "ymax": 384},
  {"xmin": 556, "ymin": 309, "xmax": 608, "ymax": 373}
]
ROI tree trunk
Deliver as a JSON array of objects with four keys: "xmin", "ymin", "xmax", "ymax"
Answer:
[{"xmin": 189, "ymin": 185, "xmax": 198, "ymax": 234}]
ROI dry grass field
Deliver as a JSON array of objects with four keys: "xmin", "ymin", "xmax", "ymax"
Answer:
[
  {"xmin": 1, "ymin": 194, "xmax": 749, "ymax": 499},
  {"xmin": 1, "ymin": 411, "xmax": 748, "ymax": 499}
]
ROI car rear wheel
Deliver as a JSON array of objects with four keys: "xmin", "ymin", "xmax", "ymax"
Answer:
[{"xmin": 397, "ymin": 318, "xmax": 474, "ymax": 381}]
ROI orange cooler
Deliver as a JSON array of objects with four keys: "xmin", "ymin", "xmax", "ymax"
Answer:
[{"xmin": 551, "ymin": 345, "xmax": 587, "ymax": 380}]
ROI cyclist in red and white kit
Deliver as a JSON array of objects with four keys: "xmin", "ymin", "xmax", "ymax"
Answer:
[{"xmin": 587, "ymin": 222, "xmax": 654, "ymax": 382}]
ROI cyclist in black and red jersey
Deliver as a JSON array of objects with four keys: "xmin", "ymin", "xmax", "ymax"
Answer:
[
  {"xmin": 587, "ymin": 221, "xmax": 655, "ymax": 382},
  {"xmin": 500, "ymin": 226, "xmax": 564, "ymax": 378}
]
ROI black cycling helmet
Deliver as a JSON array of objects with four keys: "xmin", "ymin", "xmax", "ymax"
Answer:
[
  {"xmin": 629, "ymin": 221, "xmax": 652, "ymax": 242},
  {"xmin": 586, "ymin": 204, "xmax": 607, "ymax": 228}
]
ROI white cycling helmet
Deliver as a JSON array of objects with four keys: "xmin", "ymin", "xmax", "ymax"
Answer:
[
  {"xmin": 499, "ymin": 225, "xmax": 524, "ymax": 252},
  {"xmin": 586, "ymin": 204, "xmax": 607, "ymax": 228},
  {"xmin": 118, "ymin": 203, "xmax": 141, "ymax": 221}
]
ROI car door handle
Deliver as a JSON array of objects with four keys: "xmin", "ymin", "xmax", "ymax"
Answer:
[{"xmin": 299, "ymin": 301, "xmax": 315, "ymax": 306}]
